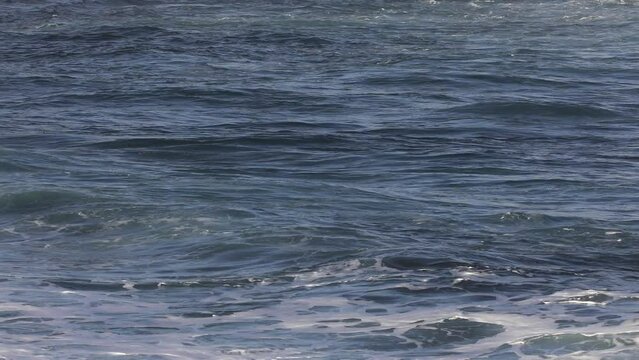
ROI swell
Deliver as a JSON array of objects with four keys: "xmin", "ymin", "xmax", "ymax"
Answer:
[
  {"xmin": 0, "ymin": 190, "xmax": 97, "ymax": 214},
  {"xmin": 3, "ymin": 87, "xmax": 348, "ymax": 111},
  {"xmin": 446, "ymin": 100, "xmax": 620, "ymax": 118},
  {"xmin": 89, "ymin": 133, "xmax": 355, "ymax": 150},
  {"xmin": 36, "ymin": 25, "xmax": 178, "ymax": 42},
  {"xmin": 0, "ymin": 160, "xmax": 32, "ymax": 173},
  {"xmin": 222, "ymin": 30, "xmax": 334, "ymax": 48},
  {"xmin": 1, "ymin": 25, "xmax": 196, "ymax": 61},
  {"xmin": 84, "ymin": 125, "xmax": 543, "ymax": 151}
]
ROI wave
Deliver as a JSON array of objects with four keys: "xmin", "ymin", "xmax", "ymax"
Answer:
[
  {"xmin": 0, "ymin": 190, "xmax": 96, "ymax": 214},
  {"xmin": 484, "ymin": 211, "xmax": 574, "ymax": 225},
  {"xmin": 446, "ymin": 101, "xmax": 620, "ymax": 118},
  {"xmin": 222, "ymin": 30, "xmax": 333, "ymax": 48},
  {"xmin": 5, "ymin": 86, "xmax": 348, "ymax": 111},
  {"xmin": 38, "ymin": 25, "xmax": 177, "ymax": 42},
  {"xmin": 381, "ymin": 256, "xmax": 471, "ymax": 271},
  {"xmin": 0, "ymin": 160, "xmax": 32, "ymax": 173},
  {"xmin": 88, "ymin": 133, "xmax": 353, "ymax": 151}
]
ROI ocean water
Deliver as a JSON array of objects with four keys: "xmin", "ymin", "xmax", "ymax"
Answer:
[{"xmin": 1, "ymin": 0, "xmax": 639, "ymax": 358}]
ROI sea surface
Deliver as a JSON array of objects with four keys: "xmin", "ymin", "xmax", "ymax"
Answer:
[{"xmin": 1, "ymin": 0, "xmax": 639, "ymax": 358}]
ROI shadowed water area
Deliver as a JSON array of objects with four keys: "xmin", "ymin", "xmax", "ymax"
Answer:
[{"xmin": 1, "ymin": 0, "xmax": 639, "ymax": 358}]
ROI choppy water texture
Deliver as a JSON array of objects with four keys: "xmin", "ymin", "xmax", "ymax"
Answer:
[{"xmin": 1, "ymin": 0, "xmax": 639, "ymax": 358}]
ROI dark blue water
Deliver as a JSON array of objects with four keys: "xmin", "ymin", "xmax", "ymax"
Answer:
[{"xmin": 1, "ymin": 0, "xmax": 639, "ymax": 358}]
